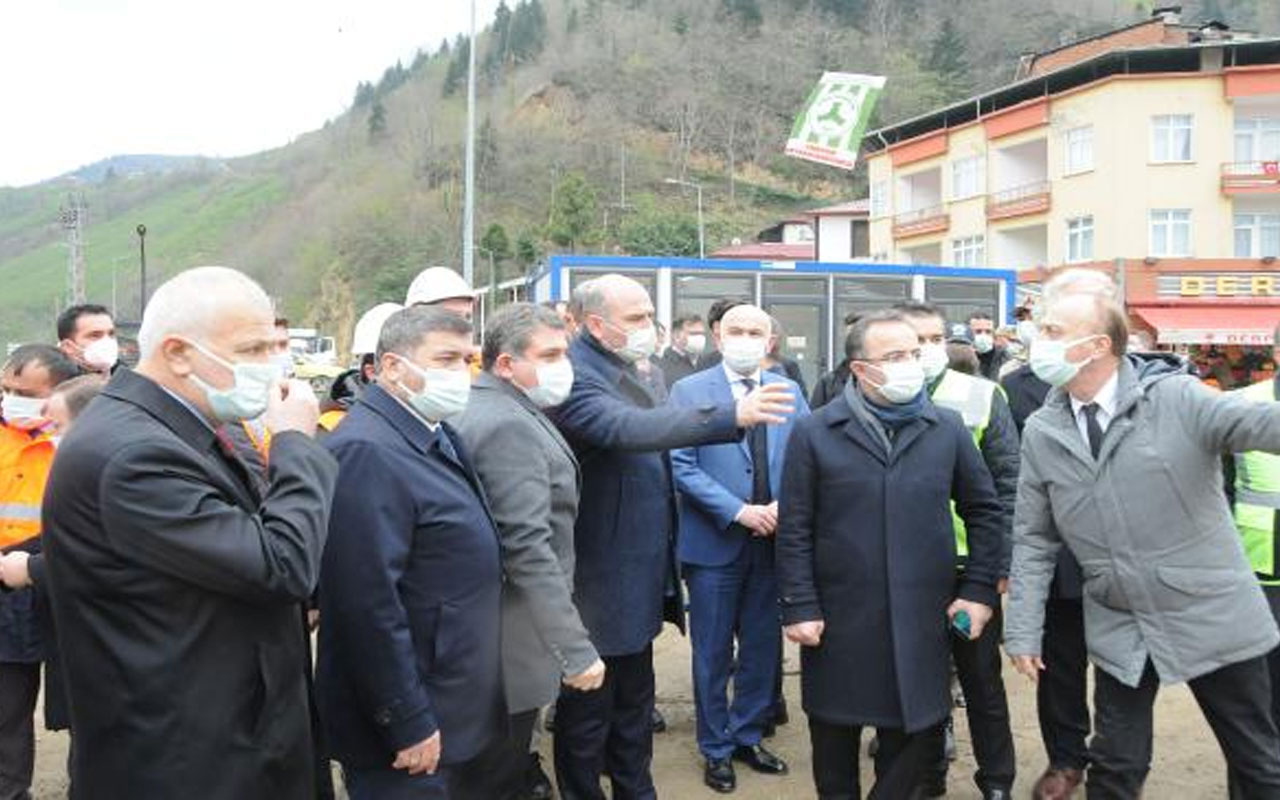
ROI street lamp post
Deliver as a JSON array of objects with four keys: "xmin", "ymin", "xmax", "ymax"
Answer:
[
  {"xmin": 136, "ymin": 224, "xmax": 148, "ymax": 317},
  {"xmin": 663, "ymin": 178, "xmax": 704, "ymax": 259}
]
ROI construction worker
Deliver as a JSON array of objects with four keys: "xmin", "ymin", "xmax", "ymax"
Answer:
[
  {"xmin": 896, "ymin": 303, "xmax": 1020, "ymax": 800},
  {"xmin": 1226, "ymin": 321, "xmax": 1280, "ymax": 796},
  {"xmin": 319, "ymin": 303, "xmax": 403, "ymax": 435},
  {"xmin": 405, "ymin": 266, "xmax": 476, "ymax": 320},
  {"xmin": 0, "ymin": 344, "xmax": 78, "ymax": 800}
]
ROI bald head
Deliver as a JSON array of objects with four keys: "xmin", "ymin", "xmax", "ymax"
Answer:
[
  {"xmin": 1044, "ymin": 268, "xmax": 1118, "ymax": 302},
  {"xmin": 135, "ymin": 266, "xmax": 277, "ymax": 423},
  {"xmin": 720, "ymin": 304, "xmax": 772, "ymax": 335}
]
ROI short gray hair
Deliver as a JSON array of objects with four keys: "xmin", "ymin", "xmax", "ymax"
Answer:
[
  {"xmin": 375, "ymin": 306, "xmax": 472, "ymax": 365},
  {"xmin": 845, "ymin": 310, "xmax": 910, "ymax": 361},
  {"xmin": 574, "ymin": 278, "xmax": 608, "ymax": 320},
  {"xmin": 482, "ymin": 303, "xmax": 565, "ymax": 370},
  {"xmin": 137, "ymin": 267, "xmax": 272, "ymax": 358}
]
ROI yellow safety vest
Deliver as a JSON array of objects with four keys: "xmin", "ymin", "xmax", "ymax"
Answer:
[
  {"xmin": 0, "ymin": 422, "xmax": 55, "ymax": 550},
  {"xmin": 1231, "ymin": 379, "xmax": 1280, "ymax": 586},
  {"xmin": 930, "ymin": 369, "xmax": 999, "ymax": 559},
  {"xmin": 318, "ymin": 409, "xmax": 347, "ymax": 433}
]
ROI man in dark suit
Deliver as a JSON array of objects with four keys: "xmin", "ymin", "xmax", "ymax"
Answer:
[
  {"xmin": 777, "ymin": 310, "xmax": 1005, "ymax": 800},
  {"xmin": 549, "ymin": 274, "xmax": 794, "ymax": 800},
  {"xmin": 317, "ymin": 306, "xmax": 503, "ymax": 799},
  {"xmin": 42, "ymin": 267, "xmax": 338, "ymax": 799},
  {"xmin": 453, "ymin": 303, "xmax": 602, "ymax": 799},
  {"xmin": 670, "ymin": 304, "xmax": 810, "ymax": 793},
  {"xmin": 657, "ymin": 313, "xmax": 706, "ymax": 390}
]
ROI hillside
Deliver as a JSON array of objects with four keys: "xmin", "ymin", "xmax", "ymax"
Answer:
[{"xmin": 3, "ymin": 0, "xmax": 1276, "ymax": 351}]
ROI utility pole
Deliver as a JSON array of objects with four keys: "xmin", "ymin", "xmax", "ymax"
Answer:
[
  {"xmin": 664, "ymin": 178, "xmax": 706, "ymax": 259},
  {"xmin": 462, "ymin": 0, "xmax": 477, "ymax": 286},
  {"xmin": 59, "ymin": 195, "xmax": 86, "ymax": 305},
  {"xmin": 136, "ymin": 224, "xmax": 148, "ymax": 317}
]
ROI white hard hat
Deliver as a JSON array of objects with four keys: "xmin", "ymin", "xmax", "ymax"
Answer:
[
  {"xmin": 351, "ymin": 303, "xmax": 404, "ymax": 356},
  {"xmin": 405, "ymin": 266, "xmax": 473, "ymax": 307}
]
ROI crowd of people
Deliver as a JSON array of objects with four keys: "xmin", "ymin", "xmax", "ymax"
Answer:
[{"xmin": 2, "ymin": 263, "xmax": 1280, "ymax": 800}]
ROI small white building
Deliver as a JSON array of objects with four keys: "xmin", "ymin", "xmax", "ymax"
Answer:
[{"xmin": 810, "ymin": 199, "xmax": 871, "ymax": 263}]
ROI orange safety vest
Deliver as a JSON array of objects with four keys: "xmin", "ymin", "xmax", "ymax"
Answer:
[
  {"xmin": 241, "ymin": 420, "xmax": 273, "ymax": 465},
  {"xmin": 318, "ymin": 409, "xmax": 347, "ymax": 433},
  {"xmin": 0, "ymin": 422, "xmax": 55, "ymax": 549}
]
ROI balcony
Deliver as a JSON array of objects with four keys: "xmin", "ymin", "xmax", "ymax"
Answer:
[
  {"xmin": 1221, "ymin": 162, "xmax": 1280, "ymax": 194},
  {"xmin": 986, "ymin": 180, "xmax": 1051, "ymax": 221},
  {"xmin": 892, "ymin": 204, "xmax": 950, "ymax": 240}
]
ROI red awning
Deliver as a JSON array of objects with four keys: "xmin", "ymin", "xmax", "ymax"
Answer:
[{"xmin": 1132, "ymin": 306, "xmax": 1280, "ymax": 346}]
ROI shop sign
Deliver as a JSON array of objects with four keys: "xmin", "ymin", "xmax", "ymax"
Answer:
[{"xmin": 1158, "ymin": 273, "xmax": 1280, "ymax": 298}]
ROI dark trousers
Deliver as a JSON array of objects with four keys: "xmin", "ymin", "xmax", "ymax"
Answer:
[
  {"xmin": 930, "ymin": 604, "xmax": 1015, "ymax": 792},
  {"xmin": 685, "ymin": 540, "xmax": 780, "ymax": 760},
  {"xmin": 343, "ymin": 752, "xmax": 494, "ymax": 800},
  {"xmin": 464, "ymin": 709, "xmax": 539, "ymax": 800},
  {"xmin": 1089, "ymin": 657, "xmax": 1280, "ymax": 800},
  {"xmin": 554, "ymin": 645, "xmax": 656, "ymax": 800},
  {"xmin": 809, "ymin": 715, "xmax": 942, "ymax": 800},
  {"xmin": 1038, "ymin": 597, "xmax": 1091, "ymax": 771},
  {"xmin": 1230, "ymin": 586, "xmax": 1280, "ymax": 799},
  {"xmin": 0, "ymin": 662, "xmax": 39, "ymax": 800}
]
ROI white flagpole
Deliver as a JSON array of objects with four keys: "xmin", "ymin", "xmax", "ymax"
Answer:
[{"xmin": 462, "ymin": 0, "xmax": 477, "ymax": 286}]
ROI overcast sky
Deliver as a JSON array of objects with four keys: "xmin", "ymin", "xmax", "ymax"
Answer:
[{"xmin": 0, "ymin": 0, "xmax": 503, "ymax": 187}]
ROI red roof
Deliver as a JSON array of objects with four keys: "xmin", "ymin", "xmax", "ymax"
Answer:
[
  {"xmin": 710, "ymin": 242, "xmax": 816, "ymax": 261},
  {"xmin": 1131, "ymin": 305, "xmax": 1280, "ymax": 346},
  {"xmin": 808, "ymin": 198, "xmax": 870, "ymax": 217}
]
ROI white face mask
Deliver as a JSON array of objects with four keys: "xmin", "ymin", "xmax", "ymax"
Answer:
[
  {"xmin": 1030, "ymin": 335, "xmax": 1099, "ymax": 388},
  {"xmin": 185, "ymin": 340, "xmax": 278, "ymax": 422},
  {"xmin": 865, "ymin": 360, "xmax": 926, "ymax": 405},
  {"xmin": 81, "ymin": 337, "xmax": 119, "ymax": 371},
  {"xmin": 721, "ymin": 336, "xmax": 767, "ymax": 375},
  {"xmin": 394, "ymin": 356, "xmax": 471, "ymax": 421},
  {"xmin": 522, "ymin": 358, "xmax": 575, "ymax": 408},
  {"xmin": 920, "ymin": 343, "xmax": 950, "ymax": 381},
  {"xmin": 684, "ymin": 334, "xmax": 707, "ymax": 356},
  {"xmin": 606, "ymin": 321, "xmax": 656, "ymax": 364},
  {"xmin": 1, "ymin": 393, "xmax": 45, "ymax": 425},
  {"xmin": 973, "ymin": 333, "xmax": 995, "ymax": 354}
]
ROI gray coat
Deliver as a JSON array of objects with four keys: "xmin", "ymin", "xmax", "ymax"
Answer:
[
  {"xmin": 1006, "ymin": 355, "xmax": 1280, "ymax": 687},
  {"xmin": 452, "ymin": 372, "xmax": 598, "ymax": 713}
]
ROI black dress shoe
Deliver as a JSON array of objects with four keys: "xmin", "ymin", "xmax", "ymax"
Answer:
[
  {"xmin": 704, "ymin": 758, "xmax": 736, "ymax": 793},
  {"xmin": 652, "ymin": 706, "xmax": 667, "ymax": 733},
  {"xmin": 982, "ymin": 790, "xmax": 1011, "ymax": 800},
  {"xmin": 525, "ymin": 752, "xmax": 554, "ymax": 800},
  {"xmin": 732, "ymin": 744, "xmax": 789, "ymax": 775}
]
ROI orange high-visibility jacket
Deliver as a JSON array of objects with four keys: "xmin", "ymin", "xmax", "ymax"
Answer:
[{"xmin": 0, "ymin": 422, "xmax": 55, "ymax": 549}]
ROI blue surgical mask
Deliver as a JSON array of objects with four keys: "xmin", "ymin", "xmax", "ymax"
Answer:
[
  {"xmin": 1030, "ymin": 335, "xmax": 1099, "ymax": 388},
  {"xmin": 185, "ymin": 340, "xmax": 278, "ymax": 422}
]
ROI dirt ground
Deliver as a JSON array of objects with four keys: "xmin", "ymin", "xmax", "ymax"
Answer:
[{"xmin": 30, "ymin": 628, "xmax": 1228, "ymax": 798}]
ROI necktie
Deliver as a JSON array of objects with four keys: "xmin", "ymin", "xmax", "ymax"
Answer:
[
  {"xmin": 213, "ymin": 426, "xmax": 264, "ymax": 501},
  {"xmin": 1082, "ymin": 403, "xmax": 1105, "ymax": 459},
  {"xmin": 741, "ymin": 379, "xmax": 772, "ymax": 504}
]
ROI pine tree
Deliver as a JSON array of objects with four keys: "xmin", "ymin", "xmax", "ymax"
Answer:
[
  {"xmin": 928, "ymin": 17, "xmax": 970, "ymax": 100},
  {"xmin": 368, "ymin": 101, "xmax": 387, "ymax": 141},
  {"xmin": 443, "ymin": 37, "xmax": 471, "ymax": 96},
  {"xmin": 547, "ymin": 173, "xmax": 598, "ymax": 253}
]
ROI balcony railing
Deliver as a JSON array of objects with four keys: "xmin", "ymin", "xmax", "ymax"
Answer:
[
  {"xmin": 1221, "ymin": 161, "xmax": 1280, "ymax": 194},
  {"xmin": 892, "ymin": 204, "xmax": 949, "ymax": 239},
  {"xmin": 986, "ymin": 180, "xmax": 1051, "ymax": 221}
]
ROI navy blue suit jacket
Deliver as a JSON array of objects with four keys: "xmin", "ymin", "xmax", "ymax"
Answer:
[
  {"xmin": 316, "ymin": 385, "xmax": 503, "ymax": 769},
  {"xmin": 549, "ymin": 334, "xmax": 741, "ymax": 656},
  {"xmin": 670, "ymin": 366, "xmax": 810, "ymax": 567}
]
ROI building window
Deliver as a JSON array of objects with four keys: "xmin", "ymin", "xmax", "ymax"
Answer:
[
  {"xmin": 1151, "ymin": 115, "xmax": 1193, "ymax": 163},
  {"xmin": 1066, "ymin": 216, "xmax": 1094, "ymax": 262},
  {"xmin": 951, "ymin": 235, "xmax": 985, "ymax": 267},
  {"xmin": 1234, "ymin": 213, "xmax": 1280, "ymax": 258},
  {"xmin": 950, "ymin": 156, "xmax": 984, "ymax": 200},
  {"xmin": 1064, "ymin": 126, "xmax": 1094, "ymax": 175},
  {"xmin": 1234, "ymin": 118, "xmax": 1280, "ymax": 165},
  {"xmin": 1149, "ymin": 209, "xmax": 1191, "ymax": 256},
  {"xmin": 870, "ymin": 180, "xmax": 889, "ymax": 217},
  {"xmin": 851, "ymin": 220, "xmax": 869, "ymax": 258}
]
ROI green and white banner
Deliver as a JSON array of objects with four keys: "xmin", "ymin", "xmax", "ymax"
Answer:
[{"xmin": 785, "ymin": 72, "xmax": 886, "ymax": 171}]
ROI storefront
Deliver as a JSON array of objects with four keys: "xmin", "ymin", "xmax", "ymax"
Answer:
[{"xmin": 531, "ymin": 255, "xmax": 1017, "ymax": 389}]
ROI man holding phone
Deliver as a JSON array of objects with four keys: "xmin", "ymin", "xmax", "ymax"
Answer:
[{"xmin": 776, "ymin": 310, "xmax": 1005, "ymax": 799}]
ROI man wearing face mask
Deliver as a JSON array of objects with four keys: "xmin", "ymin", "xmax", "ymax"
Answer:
[
  {"xmin": 452, "ymin": 303, "xmax": 600, "ymax": 800},
  {"xmin": 669, "ymin": 305, "xmax": 810, "ymax": 793},
  {"xmin": 549, "ymin": 274, "xmax": 794, "ymax": 800},
  {"xmin": 317, "ymin": 305, "xmax": 503, "ymax": 799},
  {"xmin": 41, "ymin": 266, "xmax": 338, "ymax": 799},
  {"xmin": 56, "ymin": 304, "xmax": 120, "ymax": 375},
  {"xmin": 1007, "ymin": 269, "xmax": 1280, "ymax": 800},
  {"xmin": 776, "ymin": 310, "xmax": 1005, "ymax": 800},
  {"xmin": 657, "ymin": 314, "xmax": 707, "ymax": 390},
  {"xmin": 969, "ymin": 312, "xmax": 1009, "ymax": 383},
  {"xmin": 0, "ymin": 344, "xmax": 77, "ymax": 800},
  {"xmin": 897, "ymin": 303, "xmax": 1019, "ymax": 800}
]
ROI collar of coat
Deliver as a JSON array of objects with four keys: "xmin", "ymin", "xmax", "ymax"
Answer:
[
  {"xmin": 818, "ymin": 377, "xmax": 940, "ymax": 466},
  {"xmin": 357, "ymin": 382, "xmax": 461, "ymax": 465},
  {"xmin": 571, "ymin": 333, "xmax": 657, "ymax": 406},
  {"xmin": 101, "ymin": 368, "xmax": 219, "ymax": 453}
]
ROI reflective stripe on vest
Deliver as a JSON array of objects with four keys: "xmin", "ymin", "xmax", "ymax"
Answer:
[
  {"xmin": 1231, "ymin": 379, "xmax": 1280, "ymax": 585},
  {"xmin": 930, "ymin": 370, "xmax": 999, "ymax": 560},
  {"xmin": 0, "ymin": 504, "xmax": 40, "ymax": 521}
]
